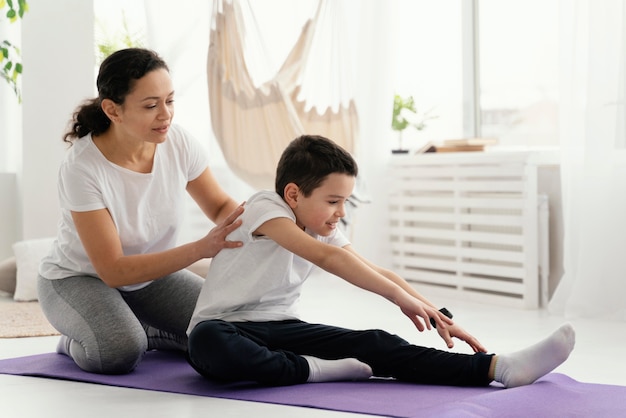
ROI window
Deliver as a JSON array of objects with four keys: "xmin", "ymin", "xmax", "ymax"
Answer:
[
  {"xmin": 391, "ymin": 0, "xmax": 559, "ymax": 148},
  {"xmin": 390, "ymin": 1, "xmax": 464, "ymax": 149},
  {"xmin": 478, "ymin": 0, "xmax": 559, "ymax": 146}
]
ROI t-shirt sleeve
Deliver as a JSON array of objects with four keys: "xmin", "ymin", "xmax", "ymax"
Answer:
[
  {"xmin": 57, "ymin": 161, "xmax": 106, "ymax": 212},
  {"xmin": 171, "ymin": 124, "xmax": 210, "ymax": 182},
  {"xmin": 245, "ymin": 195, "xmax": 295, "ymax": 240}
]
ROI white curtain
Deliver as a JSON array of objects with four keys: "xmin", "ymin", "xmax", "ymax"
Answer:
[{"xmin": 549, "ymin": 0, "xmax": 626, "ymax": 320}]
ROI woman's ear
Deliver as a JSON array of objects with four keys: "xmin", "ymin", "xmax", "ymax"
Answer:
[
  {"xmin": 283, "ymin": 183, "xmax": 300, "ymax": 208},
  {"xmin": 101, "ymin": 99, "xmax": 120, "ymax": 123}
]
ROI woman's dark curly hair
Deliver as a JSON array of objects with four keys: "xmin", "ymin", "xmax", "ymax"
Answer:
[{"xmin": 63, "ymin": 48, "xmax": 169, "ymax": 144}]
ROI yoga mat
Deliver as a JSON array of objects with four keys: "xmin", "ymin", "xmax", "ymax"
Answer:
[{"xmin": 1, "ymin": 351, "xmax": 624, "ymax": 418}]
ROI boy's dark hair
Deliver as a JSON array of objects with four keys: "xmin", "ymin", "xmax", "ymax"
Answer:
[{"xmin": 275, "ymin": 135, "xmax": 358, "ymax": 197}]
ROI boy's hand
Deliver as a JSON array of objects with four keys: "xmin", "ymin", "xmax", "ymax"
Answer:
[
  {"xmin": 398, "ymin": 295, "xmax": 454, "ymax": 331},
  {"xmin": 437, "ymin": 323, "xmax": 487, "ymax": 353},
  {"xmin": 395, "ymin": 291, "xmax": 486, "ymax": 352}
]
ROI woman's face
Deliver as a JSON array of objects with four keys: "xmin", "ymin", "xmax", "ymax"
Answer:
[{"xmin": 116, "ymin": 68, "xmax": 175, "ymax": 144}]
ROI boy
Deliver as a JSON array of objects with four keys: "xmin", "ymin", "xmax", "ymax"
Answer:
[{"xmin": 187, "ymin": 135, "xmax": 574, "ymax": 387}]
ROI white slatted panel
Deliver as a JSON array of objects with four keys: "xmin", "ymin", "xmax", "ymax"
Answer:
[{"xmin": 389, "ymin": 151, "xmax": 552, "ymax": 309}]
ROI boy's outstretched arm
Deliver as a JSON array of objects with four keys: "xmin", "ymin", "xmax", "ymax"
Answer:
[
  {"xmin": 255, "ymin": 218, "xmax": 453, "ymax": 332},
  {"xmin": 345, "ymin": 245, "xmax": 487, "ymax": 353}
]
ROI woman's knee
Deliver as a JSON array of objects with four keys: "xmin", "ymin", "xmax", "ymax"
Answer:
[
  {"xmin": 72, "ymin": 327, "xmax": 148, "ymax": 374},
  {"xmin": 103, "ymin": 333, "xmax": 148, "ymax": 374}
]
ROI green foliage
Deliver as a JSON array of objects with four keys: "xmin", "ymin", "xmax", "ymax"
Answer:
[
  {"xmin": 391, "ymin": 94, "xmax": 437, "ymax": 133},
  {"xmin": 0, "ymin": 0, "xmax": 28, "ymax": 102},
  {"xmin": 95, "ymin": 11, "xmax": 145, "ymax": 65},
  {"xmin": 3, "ymin": 0, "xmax": 28, "ymax": 21}
]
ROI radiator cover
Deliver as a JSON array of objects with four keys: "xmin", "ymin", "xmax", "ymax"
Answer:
[{"xmin": 389, "ymin": 151, "xmax": 558, "ymax": 309}]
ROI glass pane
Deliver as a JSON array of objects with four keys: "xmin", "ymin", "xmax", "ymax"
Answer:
[
  {"xmin": 391, "ymin": 0, "xmax": 464, "ymax": 150},
  {"xmin": 478, "ymin": 0, "xmax": 559, "ymax": 147}
]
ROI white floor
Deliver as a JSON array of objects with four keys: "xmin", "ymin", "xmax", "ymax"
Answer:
[{"xmin": 1, "ymin": 270, "xmax": 625, "ymax": 418}]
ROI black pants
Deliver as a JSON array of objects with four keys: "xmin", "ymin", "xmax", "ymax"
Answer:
[{"xmin": 187, "ymin": 319, "xmax": 493, "ymax": 387}]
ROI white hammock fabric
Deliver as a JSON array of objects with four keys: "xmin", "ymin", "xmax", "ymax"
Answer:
[{"xmin": 208, "ymin": 0, "xmax": 359, "ymax": 190}]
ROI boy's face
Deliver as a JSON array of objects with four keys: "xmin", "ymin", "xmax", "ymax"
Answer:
[{"xmin": 293, "ymin": 173, "xmax": 355, "ymax": 236}]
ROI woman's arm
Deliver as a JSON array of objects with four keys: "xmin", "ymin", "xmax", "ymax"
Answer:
[
  {"xmin": 186, "ymin": 167, "xmax": 241, "ymax": 224},
  {"xmin": 72, "ymin": 203, "xmax": 243, "ymax": 288},
  {"xmin": 73, "ymin": 167, "xmax": 243, "ymax": 288}
]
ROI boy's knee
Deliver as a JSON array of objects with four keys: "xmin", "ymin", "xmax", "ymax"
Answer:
[
  {"xmin": 189, "ymin": 320, "xmax": 237, "ymax": 349},
  {"xmin": 187, "ymin": 321, "xmax": 239, "ymax": 379}
]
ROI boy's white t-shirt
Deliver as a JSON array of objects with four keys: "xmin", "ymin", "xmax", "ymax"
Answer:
[
  {"xmin": 39, "ymin": 124, "xmax": 209, "ymax": 291},
  {"xmin": 188, "ymin": 190, "xmax": 350, "ymax": 333}
]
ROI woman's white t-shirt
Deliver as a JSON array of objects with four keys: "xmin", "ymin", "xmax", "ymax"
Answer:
[{"xmin": 39, "ymin": 124, "xmax": 209, "ymax": 291}]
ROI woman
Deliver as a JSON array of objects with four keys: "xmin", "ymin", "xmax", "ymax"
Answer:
[{"xmin": 38, "ymin": 48, "xmax": 243, "ymax": 374}]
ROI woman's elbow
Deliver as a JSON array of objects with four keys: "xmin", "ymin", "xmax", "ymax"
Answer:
[
  {"xmin": 97, "ymin": 272, "xmax": 123, "ymax": 288},
  {"xmin": 94, "ymin": 264, "xmax": 133, "ymax": 288}
]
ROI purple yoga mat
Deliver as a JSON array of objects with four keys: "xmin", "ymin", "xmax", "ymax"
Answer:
[{"xmin": 0, "ymin": 351, "xmax": 624, "ymax": 417}]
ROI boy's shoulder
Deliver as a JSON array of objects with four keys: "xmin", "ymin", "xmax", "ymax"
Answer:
[
  {"xmin": 244, "ymin": 190, "xmax": 294, "ymax": 221},
  {"xmin": 247, "ymin": 190, "xmax": 286, "ymax": 207}
]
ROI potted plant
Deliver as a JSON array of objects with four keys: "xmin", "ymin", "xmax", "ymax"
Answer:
[
  {"xmin": 391, "ymin": 94, "xmax": 436, "ymax": 153},
  {"xmin": 1, "ymin": 0, "xmax": 28, "ymax": 103}
]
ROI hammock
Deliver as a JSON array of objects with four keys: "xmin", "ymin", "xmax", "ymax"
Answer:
[{"xmin": 208, "ymin": 0, "xmax": 359, "ymax": 190}]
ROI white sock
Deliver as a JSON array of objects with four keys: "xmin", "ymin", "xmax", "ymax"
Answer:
[
  {"xmin": 494, "ymin": 323, "xmax": 575, "ymax": 388},
  {"xmin": 303, "ymin": 356, "xmax": 373, "ymax": 383},
  {"xmin": 56, "ymin": 335, "xmax": 71, "ymax": 356}
]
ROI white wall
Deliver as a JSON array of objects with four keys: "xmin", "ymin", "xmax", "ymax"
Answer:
[
  {"xmin": 0, "ymin": 173, "xmax": 18, "ymax": 258},
  {"xmin": 19, "ymin": 0, "xmax": 95, "ymax": 242},
  {"xmin": 0, "ymin": 0, "xmax": 95, "ymax": 260},
  {"xmin": 0, "ymin": 10, "xmax": 22, "ymax": 259}
]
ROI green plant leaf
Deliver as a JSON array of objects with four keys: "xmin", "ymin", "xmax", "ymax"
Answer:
[
  {"xmin": 1, "ymin": 0, "xmax": 27, "ymax": 102},
  {"xmin": 391, "ymin": 94, "xmax": 437, "ymax": 134},
  {"xmin": 18, "ymin": 0, "xmax": 27, "ymax": 17}
]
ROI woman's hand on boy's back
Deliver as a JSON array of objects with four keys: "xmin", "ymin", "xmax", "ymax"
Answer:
[{"xmin": 198, "ymin": 203, "xmax": 244, "ymax": 258}]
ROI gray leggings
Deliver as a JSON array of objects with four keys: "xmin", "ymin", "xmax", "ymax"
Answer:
[{"xmin": 37, "ymin": 270, "xmax": 203, "ymax": 374}]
